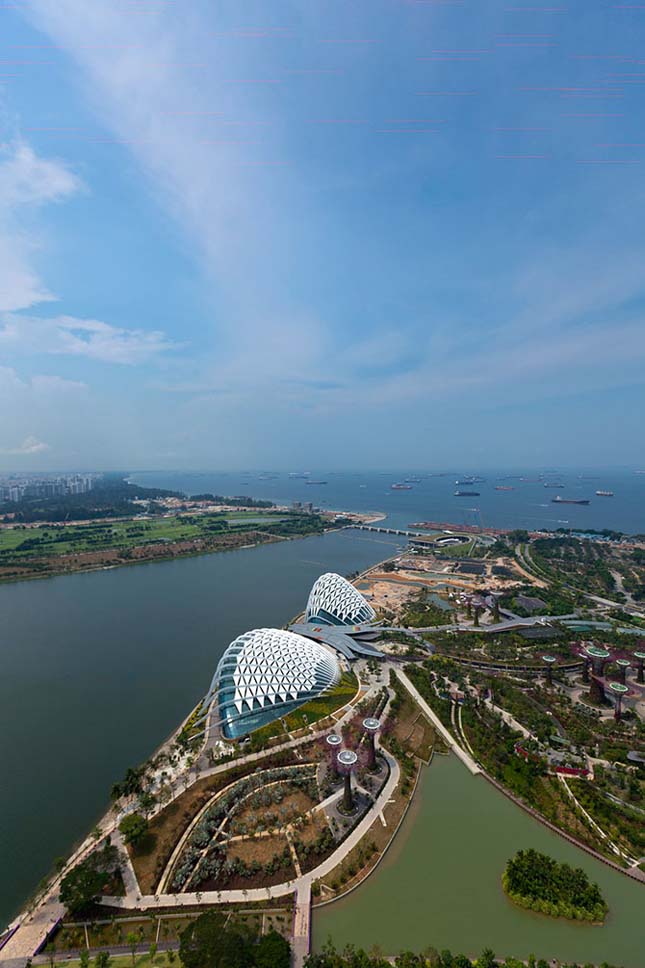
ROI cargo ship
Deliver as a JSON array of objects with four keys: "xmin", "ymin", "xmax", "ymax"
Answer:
[
  {"xmin": 495, "ymin": 485, "xmax": 514, "ymax": 491},
  {"xmin": 305, "ymin": 480, "xmax": 327, "ymax": 485},
  {"xmin": 455, "ymin": 490, "xmax": 480, "ymax": 497},
  {"xmin": 596, "ymin": 490, "xmax": 614, "ymax": 497},
  {"xmin": 551, "ymin": 496, "xmax": 590, "ymax": 505},
  {"xmin": 544, "ymin": 482, "xmax": 565, "ymax": 488},
  {"xmin": 391, "ymin": 483, "xmax": 413, "ymax": 490}
]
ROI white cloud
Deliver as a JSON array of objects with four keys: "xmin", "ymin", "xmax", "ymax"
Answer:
[
  {"xmin": 0, "ymin": 141, "xmax": 81, "ymax": 312},
  {"xmin": 0, "ymin": 313, "xmax": 178, "ymax": 364},
  {"xmin": 18, "ymin": 1, "xmax": 300, "ymax": 317},
  {"xmin": 0, "ymin": 141, "xmax": 80, "ymax": 208},
  {"xmin": 0, "ymin": 434, "xmax": 50, "ymax": 455},
  {"xmin": 0, "ymin": 364, "xmax": 87, "ymax": 397}
]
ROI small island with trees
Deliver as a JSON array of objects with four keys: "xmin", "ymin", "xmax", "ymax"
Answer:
[{"xmin": 502, "ymin": 848, "xmax": 608, "ymax": 923}]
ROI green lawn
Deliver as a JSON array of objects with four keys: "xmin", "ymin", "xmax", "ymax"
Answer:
[
  {"xmin": 63, "ymin": 956, "xmax": 176, "ymax": 968},
  {"xmin": 0, "ymin": 513, "xmax": 283, "ymax": 560},
  {"xmin": 248, "ymin": 672, "xmax": 359, "ymax": 749}
]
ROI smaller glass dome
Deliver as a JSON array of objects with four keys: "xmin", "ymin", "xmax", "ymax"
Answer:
[{"xmin": 306, "ymin": 573, "xmax": 376, "ymax": 626}]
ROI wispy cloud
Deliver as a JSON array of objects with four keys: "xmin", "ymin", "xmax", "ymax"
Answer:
[
  {"xmin": 0, "ymin": 140, "xmax": 81, "ymax": 311},
  {"xmin": 1, "ymin": 314, "xmax": 179, "ymax": 364},
  {"xmin": 0, "ymin": 434, "xmax": 50, "ymax": 455}
]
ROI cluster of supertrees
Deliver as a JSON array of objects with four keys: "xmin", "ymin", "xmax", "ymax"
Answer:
[
  {"xmin": 457, "ymin": 591, "xmax": 501, "ymax": 626},
  {"xmin": 324, "ymin": 717, "xmax": 381, "ymax": 813},
  {"xmin": 569, "ymin": 642, "xmax": 645, "ymax": 720}
]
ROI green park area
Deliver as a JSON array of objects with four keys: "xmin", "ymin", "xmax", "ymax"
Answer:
[
  {"xmin": 0, "ymin": 512, "xmax": 283, "ymax": 560},
  {"xmin": 248, "ymin": 671, "xmax": 359, "ymax": 749},
  {"xmin": 0, "ymin": 510, "xmax": 327, "ymax": 582}
]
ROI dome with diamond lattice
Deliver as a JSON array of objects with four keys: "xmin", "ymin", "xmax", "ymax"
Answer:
[
  {"xmin": 206, "ymin": 628, "xmax": 341, "ymax": 739},
  {"xmin": 306, "ymin": 573, "xmax": 376, "ymax": 627}
]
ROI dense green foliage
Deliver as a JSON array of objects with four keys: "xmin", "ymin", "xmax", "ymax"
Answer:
[
  {"xmin": 179, "ymin": 911, "xmax": 290, "ymax": 968},
  {"xmin": 265, "ymin": 513, "xmax": 326, "ymax": 536},
  {"xmin": 502, "ymin": 849, "xmax": 607, "ymax": 922},
  {"xmin": 401, "ymin": 588, "xmax": 452, "ymax": 628},
  {"xmin": 531, "ymin": 537, "xmax": 618, "ymax": 598},
  {"xmin": 189, "ymin": 493, "xmax": 274, "ymax": 508},
  {"xmin": 306, "ymin": 941, "xmax": 623, "ymax": 967},
  {"xmin": 497, "ymin": 583, "xmax": 576, "ymax": 617},
  {"xmin": 59, "ymin": 841, "xmax": 119, "ymax": 914},
  {"xmin": 119, "ymin": 812, "xmax": 149, "ymax": 846}
]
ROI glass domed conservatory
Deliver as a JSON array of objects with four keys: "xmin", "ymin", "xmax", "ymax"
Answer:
[
  {"xmin": 306, "ymin": 572, "xmax": 376, "ymax": 627},
  {"xmin": 206, "ymin": 628, "xmax": 341, "ymax": 739}
]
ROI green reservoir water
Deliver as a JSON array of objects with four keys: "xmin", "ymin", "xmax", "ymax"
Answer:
[
  {"xmin": 3, "ymin": 524, "xmax": 643, "ymax": 963},
  {"xmin": 314, "ymin": 755, "xmax": 645, "ymax": 966},
  {"xmin": 0, "ymin": 529, "xmax": 402, "ymax": 929}
]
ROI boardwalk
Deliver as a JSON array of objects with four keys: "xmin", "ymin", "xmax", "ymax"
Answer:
[{"xmin": 395, "ymin": 667, "xmax": 481, "ymax": 776}]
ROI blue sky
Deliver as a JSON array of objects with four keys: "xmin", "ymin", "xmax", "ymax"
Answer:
[{"xmin": 1, "ymin": 0, "xmax": 644, "ymax": 470}]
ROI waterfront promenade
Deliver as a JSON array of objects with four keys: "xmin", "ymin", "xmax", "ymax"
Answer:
[{"xmin": 0, "ymin": 670, "xmax": 395, "ymax": 967}]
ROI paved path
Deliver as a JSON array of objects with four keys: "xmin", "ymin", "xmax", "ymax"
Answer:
[
  {"xmin": 292, "ymin": 883, "xmax": 311, "ymax": 968},
  {"xmin": 1, "ymin": 678, "xmax": 382, "ymax": 965},
  {"xmin": 394, "ymin": 668, "xmax": 481, "ymax": 775},
  {"xmin": 98, "ymin": 747, "xmax": 400, "ymax": 966}
]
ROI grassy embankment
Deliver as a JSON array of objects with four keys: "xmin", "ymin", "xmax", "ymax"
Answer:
[
  {"xmin": 0, "ymin": 511, "xmax": 326, "ymax": 582},
  {"xmin": 247, "ymin": 671, "xmax": 360, "ymax": 750},
  {"xmin": 0, "ymin": 512, "xmax": 282, "ymax": 558}
]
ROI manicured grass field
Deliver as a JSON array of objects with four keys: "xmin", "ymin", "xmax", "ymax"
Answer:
[{"xmin": 0, "ymin": 512, "xmax": 283, "ymax": 560}]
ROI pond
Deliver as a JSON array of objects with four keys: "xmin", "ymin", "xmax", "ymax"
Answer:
[{"xmin": 313, "ymin": 755, "xmax": 644, "ymax": 966}]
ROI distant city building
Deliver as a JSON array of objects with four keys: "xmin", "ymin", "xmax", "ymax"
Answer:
[
  {"xmin": 0, "ymin": 474, "xmax": 97, "ymax": 503},
  {"xmin": 306, "ymin": 572, "xmax": 376, "ymax": 626}
]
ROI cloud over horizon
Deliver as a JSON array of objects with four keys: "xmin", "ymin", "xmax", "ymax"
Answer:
[{"xmin": 0, "ymin": 0, "xmax": 643, "ymax": 468}]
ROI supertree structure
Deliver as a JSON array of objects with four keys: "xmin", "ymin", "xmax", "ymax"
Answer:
[
  {"xmin": 337, "ymin": 749, "xmax": 358, "ymax": 813},
  {"xmin": 634, "ymin": 649, "xmax": 645, "ymax": 685},
  {"xmin": 542, "ymin": 655, "xmax": 556, "ymax": 687},
  {"xmin": 608, "ymin": 682, "xmax": 629, "ymax": 721},
  {"xmin": 362, "ymin": 717, "xmax": 381, "ymax": 771}
]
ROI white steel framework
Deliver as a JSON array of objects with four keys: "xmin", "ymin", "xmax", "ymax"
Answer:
[
  {"xmin": 306, "ymin": 572, "xmax": 376, "ymax": 627},
  {"xmin": 207, "ymin": 628, "xmax": 341, "ymax": 738}
]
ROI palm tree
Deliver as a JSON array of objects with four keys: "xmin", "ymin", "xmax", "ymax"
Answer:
[{"xmin": 125, "ymin": 932, "xmax": 138, "ymax": 968}]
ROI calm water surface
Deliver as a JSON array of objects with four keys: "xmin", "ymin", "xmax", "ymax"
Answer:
[
  {"xmin": 131, "ymin": 469, "xmax": 645, "ymax": 534},
  {"xmin": 0, "ymin": 529, "xmax": 402, "ymax": 928},
  {"xmin": 314, "ymin": 756, "xmax": 645, "ymax": 966}
]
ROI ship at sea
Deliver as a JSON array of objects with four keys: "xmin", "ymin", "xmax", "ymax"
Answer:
[
  {"xmin": 596, "ymin": 490, "xmax": 614, "ymax": 497},
  {"xmin": 544, "ymin": 482, "xmax": 565, "ymax": 488},
  {"xmin": 495, "ymin": 485, "xmax": 514, "ymax": 491},
  {"xmin": 551, "ymin": 496, "xmax": 590, "ymax": 505},
  {"xmin": 455, "ymin": 490, "xmax": 480, "ymax": 497},
  {"xmin": 305, "ymin": 480, "xmax": 327, "ymax": 485},
  {"xmin": 391, "ymin": 483, "xmax": 413, "ymax": 490}
]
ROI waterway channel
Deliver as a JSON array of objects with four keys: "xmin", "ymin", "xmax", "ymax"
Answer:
[
  {"xmin": 313, "ymin": 755, "xmax": 644, "ymax": 966},
  {"xmin": 0, "ymin": 528, "xmax": 402, "ymax": 929}
]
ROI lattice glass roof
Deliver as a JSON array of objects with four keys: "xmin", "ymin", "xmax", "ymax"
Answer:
[
  {"xmin": 306, "ymin": 572, "xmax": 376, "ymax": 626},
  {"xmin": 209, "ymin": 628, "xmax": 340, "ymax": 736}
]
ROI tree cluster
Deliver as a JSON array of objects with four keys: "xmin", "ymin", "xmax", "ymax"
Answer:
[
  {"xmin": 503, "ymin": 848, "xmax": 607, "ymax": 922},
  {"xmin": 306, "ymin": 941, "xmax": 624, "ymax": 968},
  {"xmin": 179, "ymin": 911, "xmax": 290, "ymax": 968},
  {"xmin": 59, "ymin": 840, "xmax": 119, "ymax": 915}
]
